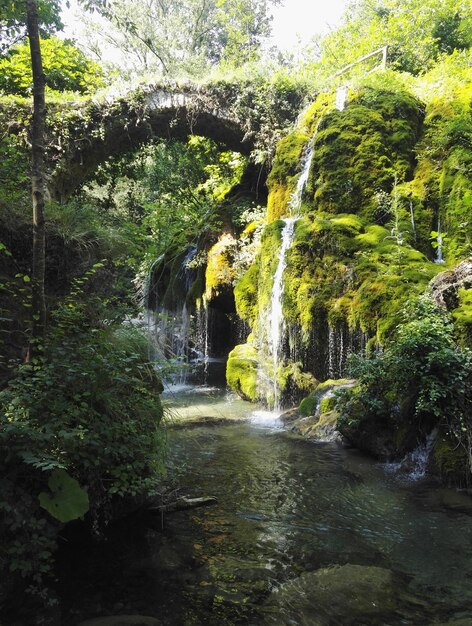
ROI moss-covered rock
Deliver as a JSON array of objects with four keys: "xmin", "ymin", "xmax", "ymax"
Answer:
[
  {"xmin": 306, "ymin": 88, "xmax": 423, "ymax": 220},
  {"xmin": 267, "ymin": 131, "xmax": 309, "ymax": 222},
  {"xmin": 226, "ymin": 343, "xmax": 259, "ymax": 402},
  {"xmin": 234, "ymin": 263, "xmax": 259, "ymax": 325},
  {"xmin": 299, "ymin": 379, "xmax": 351, "ymax": 417},
  {"xmin": 275, "ymin": 361, "xmax": 318, "ymax": 405},
  {"xmin": 204, "ymin": 234, "xmax": 236, "ymax": 302}
]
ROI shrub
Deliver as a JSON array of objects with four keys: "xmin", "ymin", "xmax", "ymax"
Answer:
[
  {"xmin": 0, "ymin": 281, "xmax": 165, "ymax": 605},
  {"xmin": 338, "ymin": 295, "xmax": 472, "ymax": 469}
]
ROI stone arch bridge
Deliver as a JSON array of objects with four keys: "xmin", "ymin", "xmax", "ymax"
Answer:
[{"xmin": 49, "ymin": 81, "xmax": 304, "ymax": 199}]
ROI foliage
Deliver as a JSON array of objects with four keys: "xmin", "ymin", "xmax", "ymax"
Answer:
[
  {"xmin": 0, "ymin": 270, "xmax": 165, "ymax": 598},
  {"xmin": 337, "ymin": 296, "xmax": 472, "ymax": 469},
  {"xmin": 316, "ymin": 0, "xmax": 472, "ymax": 77},
  {"xmin": 82, "ymin": 136, "xmax": 248, "ymax": 273},
  {"xmin": 74, "ymin": 0, "xmax": 280, "ymax": 77},
  {"xmin": 0, "ymin": 36, "xmax": 106, "ymax": 95},
  {"xmin": 38, "ymin": 469, "xmax": 89, "ymax": 523},
  {"xmin": 0, "ymin": 0, "xmax": 62, "ymax": 54}
]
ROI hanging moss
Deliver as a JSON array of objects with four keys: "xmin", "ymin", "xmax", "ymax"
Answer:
[
  {"xmin": 204, "ymin": 234, "xmax": 236, "ymax": 302},
  {"xmin": 256, "ymin": 220, "xmax": 283, "ymax": 314},
  {"xmin": 234, "ymin": 263, "xmax": 259, "ymax": 325},
  {"xmin": 407, "ymin": 86, "xmax": 472, "ymax": 263}
]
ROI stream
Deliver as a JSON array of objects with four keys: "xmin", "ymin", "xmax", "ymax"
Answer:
[{"xmin": 59, "ymin": 385, "xmax": 472, "ymax": 625}]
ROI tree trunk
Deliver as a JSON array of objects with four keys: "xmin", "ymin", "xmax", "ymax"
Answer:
[{"xmin": 26, "ymin": 0, "xmax": 47, "ymax": 358}]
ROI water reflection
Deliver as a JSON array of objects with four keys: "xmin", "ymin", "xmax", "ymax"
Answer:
[{"xmin": 59, "ymin": 392, "xmax": 472, "ymax": 625}]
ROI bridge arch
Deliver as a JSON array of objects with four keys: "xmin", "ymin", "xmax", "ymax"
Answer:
[{"xmin": 50, "ymin": 85, "xmax": 256, "ymax": 200}]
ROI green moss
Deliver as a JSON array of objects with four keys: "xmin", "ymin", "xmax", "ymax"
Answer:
[
  {"xmin": 300, "ymin": 92, "xmax": 335, "ymax": 134},
  {"xmin": 226, "ymin": 343, "xmax": 259, "ymax": 402},
  {"xmin": 267, "ymin": 130, "xmax": 309, "ymax": 221},
  {"xmin": 355, "ymin": 225, "xmax": 390, "ymax": 248},
  {"xmin": 256, "ymin": 220, "xmax": 283, "ymax": 314},
  {"xmin": 319, "ymin": 395, "xmax": 337, "ymax": 414},
  {"xmin": 407, "ymin": 87, "xmax": 472, "ymax": 263},
  {"xmin": 299, "ymin": 379, "xmax": 352, "ymax": 417},
  {"xmin": 234, "ymin": 263, "xmax": 259, "ymax": 324},
  {"xmin": 204, "ymin": 234, "xmax": 235, "ymax": 302},
  {"xmin": 330, "ymin": 214, "xmax": 364, "ymax": 233},
  {"xmin": 306, "ymin": 88, "xmax": 423, "ymax": 220},
  {"xmin": 299, "ymin": 394, "xmax": 317, "ymax": 417},
  {"xmin": 276, "ymin": 362, "xmax": 318, "ymax": 401},
  {"xmin": 433, "ymin": 434, "xmax": 470, "ymax": 487},
  {"xmin": 453, "ymin": 287, "xmax": 472, "ymax": 348}
]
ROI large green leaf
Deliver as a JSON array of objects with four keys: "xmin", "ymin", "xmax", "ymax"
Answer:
[{"xmin": 39, "ymin": 469, "xmax": 89, "ymax": 523}]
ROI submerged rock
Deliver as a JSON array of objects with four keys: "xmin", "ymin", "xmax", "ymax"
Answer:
[
  {"xmin": 264, "ymin": 563, "xmax": 398, "ymax": 625},
  {"xmin": 77, "ymin": 616, "xmax": 161, "ymax": 626}
]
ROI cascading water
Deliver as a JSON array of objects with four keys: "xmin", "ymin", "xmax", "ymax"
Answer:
[
  {"xmin": 288, "ymin": 144, "xmax": 315, "ymax": 215},
  {"xmin": 409, "ymin": 200, "xmax": 417, "ymax": 242},
  {"xmin": 335, "ymin": 85, "xmax": 348, "ymax": 111},
  {"xmin": 265, "ymin": 141, "xmax": 315, "ymax": 410},
  {"xmin": 195, "ymin": 299, "xmax": 210, "ymax": 382},
  {"xmin": 269, "ymin": 217, "xmax": 297, "ymax": 410},
  {"xmin": 146, "ymin": 246, "xmax": 197, "ymax": 382},
  {"xmin": 435, "ymin": 218, "xmax": 445, "ymax": 264},
  {"xmin": 385, "ymin": 428, "xmax": 439, "ymax": 480}
]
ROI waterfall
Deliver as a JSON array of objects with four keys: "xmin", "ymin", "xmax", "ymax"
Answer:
[
  {"xmin": 265, "ymin": 137, "xmax": 317, "ymax": 408},
  {"xmin": 288, "ymin": 144, "xmax": 314, "ymax": 215},
  {"xmin": 335, "ymin": 85, "xmax": 348, "ymax": 111},
  {"xmin": 195, "ymin": 300, "xmax": 210, "ymax": 381},
  {"xmin": 328, "ymin": 326, "xmax": 335, "ymax": 379},
  {"xmin": 145, "ymin": 246, "xmax": 197, "ymax": 382},
  {"xmin": 269, "ymin": 218, "xmax": 297, "ymax": 409},
  {"xmin": 435, "ymin": 218, "xmax": 445, "ymax": 264},
  {"xmin": 407, "ymin": 429, "xmax": 438, "ymax": 480},
  {"xmin": 385, "ymin": 428, "xmax": 438, "ymax": 480},
  {"xmin": 409, "ymin": 201, "xmax": 417, "ymax": 242}
]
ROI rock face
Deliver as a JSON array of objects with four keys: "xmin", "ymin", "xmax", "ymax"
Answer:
[
  {"xmin": 228, "ymin": 88, "xmax": 444, "ymax": 405},
  {"xmin": 430, "ymin": 260, "xmax": 472, "ymax": 347},
  {"xmin": 430, "ymin": 259, "xmax": 472, "ymax": 310},
  {"xmin": 264, "ymin": 564, "xmax": 398, "ymax": 625}
]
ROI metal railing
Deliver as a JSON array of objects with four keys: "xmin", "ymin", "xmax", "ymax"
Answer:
[{"xmin": 329, "ymin": 45, "xmax": 388, "ymax": 81}]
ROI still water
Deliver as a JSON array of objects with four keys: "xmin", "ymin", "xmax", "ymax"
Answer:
[{"xmin": 60, "ymin": 387, "xmax": 472, "ymax": 625}]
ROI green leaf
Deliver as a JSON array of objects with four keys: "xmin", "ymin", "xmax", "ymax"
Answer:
[{"xmin": 38, "ymin": 469, "xmax": 89, "ymax": 523}]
